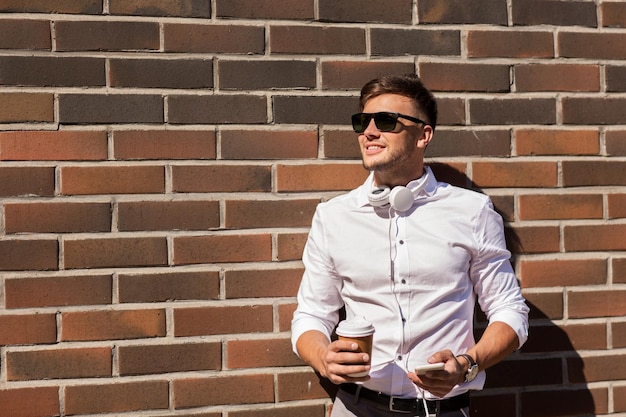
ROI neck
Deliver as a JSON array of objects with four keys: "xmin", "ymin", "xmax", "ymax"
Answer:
[{"xmin": 374, "ymin": 164, "xmax": 425, "ymax": 188}]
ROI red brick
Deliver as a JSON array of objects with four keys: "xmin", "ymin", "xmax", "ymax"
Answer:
[
  {"xmin": 515, "ymin": 63, "xmax": 600, "ymax": 92},
  {"xmin": 113, "ymin": 130, "xmax": 216, "ymax": 160},
  {"xmin": 276, "ymin": 232, "xmax": 308, "ymax": 261},
  {"xmin": 277, "ymin": 371, "xmax": 332, "ymax": 401},
  {"xmin": 512, "ymin": 0, "xmax": 597, "ymax": 27},
  {"xmin": 274, "ymin": 95, "xmax": 356, "ymax": 125},
  {"xmin": 109, "ymin": 0, "xmax": 210, "ymax": 17},
  {"xmin": 0, "ymin": 314, "xmax": 57, "ymax": 345},
  {"xmin": 169, "ymin": 94, "xmax": 266, "ymax": 124},
  {"xmin": 515, "ymin": 128, "xmax": 599, "ymax": 156},
  {"xmin": 467, "ymin": 30, "xmax": 554, "ymax": 58},
  {"xmin": 323, "ymin": 129, "xmax": 360, "ymax": 159},
  {"xmin": 65, "ymin": 381, "xmax": 168, "ymax": 415},
  {"xmin": 0, "ymin": 19, "xmax": 51, "ymax": 49},
  {"xmin": 601, "ymin": 1, "xmax": 626, "ymax": 28},
  {"xmin": 4, "ymin": 202, "xmax": 111, "ymax": 233},
  {"xmin": 470, "ymin": 98, "xmax": 556, "ymax": 125},
  {"xmin": 219, "ymin": 60, "xmax": 315, "ymax": 89},
  {"xmin": 60, "ymin": 165, "xmax": 165, "ymax": 195},
  {"xmin": 0, "ymin": 1, "xmax": 101, "ymax": 13},
  {"xmin": 0, "ymin": 239, "xmax": 58, "ymax": 271},
  {"xmin": 63, "ymin": 237, "xmax": 167, "ymax": 269},
  {"xmin": 559, "ymin": 32, "xmax": 626, "ymax": 59},
  {"xmin": 174, "ymin": 305, "xmax": 273, "ymax": 336},
  {"xmin": 321, "ymin": 61, "xmax": 414, "ymax": 90},
  {"xmin": 0, "ymin": 387, "xmax": 59, "ymax": 417},
  {"xmin": 519, "ymin": 258, "xmax": 607, "ymax": 288},
  {"xmin": 507, "ymin": 226, "xmax": 560, "ymax": 254},
  {"xmin": 227, "ymin": 338, "xmax": 302, "ymax": 368},
  {"xmin": 608, "ymin": 194, "xmax": 626, "ymax": 219},
  {"xmin": 563, "ymin": 97, "xmax": 626, "ymax": 125},
  {"xmin": 119, "ymin": 342, "xmax": 221, "ymax": 375},
  {"xmin": 521, "ymin": 388, "xmax": 607, "ymax": 417},
  {"xmin": 110, "ymin": 58, "xmax": 213, "ymax": 89},
  {"xmin": 278, "ymin": 303, "xmax": 297, "ymax": 332},
  {"xmin": 7, "ymin": 347, "xmax": 111, "ymax": 380},
  {"xmin": 118, "ymin": 271, "xmax": 220, "ymax": 303},
  {"xmin": 418, "ymin": 0, "xmax": 507, "ymax": 24},
  {"xmin": 562, "ymin": 160, "xmax": 626, "ymax": 187},
  {"xmin": 613, "ymin": 321, "xmax": 626, "ymax": 348},
  {"xmin": 221, "ymin": 130, "xmax": 318, "ymax": 159},
  {"xmin": 0, "ymin": 166, "xmax": 55, "ymax": 197},
  {"xmin": 224, "ymin": 268, "xmax": 303, "ymax": 298},
  {"xmin": 230, "ymin": 405, "xmax": 326, "ymax": 417},
  {"xmin": 614, "ymin": 258, "xmax": 626, "ymax": 284},
  {"xmin": 569, "ymin": 354, "xmax": 626, "ymax": 383},
  {"xmin": 61, "ymin": 309, "xmax": 166, "ymax": 341},
  {"xmin": 568, "ymin": 290, "xmax": 626, "ymax": 318},
  {"xmin": 606, "ymin": 130, "xmax": 626, "ymax": 156},
  {"xmin": 58, "ymin": 94, "xmax": 163, "ymax": 124},
  {"xmin": 225, "ymin": 199, "xmax": 318, "ymax": 229},
  {"xmin": 472, "ymin": 161, "xmax": 557, "ymax": 188},
  {"xmin": 174, "ymin": 374, "xmax": 274, "ymax": 408},
  {"xmin": 0, "ymin": 92, "xmax": 53, "ymax": 122},
  {"xmin": 271, "ymin": 26, "xmax": 365, "ymax": 54},
  {"xmin": 173, "ymin": 234, "xmax": 272, "ymax": 265},
  {"xmin": 371, "ymin": 28, "xmax": 460, "ymax": 56},
  {"xmin": 523, "ymin": 292, "xmax": 563, "ymax": 320},
  {"xmin": 55, "ymin": 20, "xmax": 159, "ymax": 51},
  {"xmin": 118, "ymin": 200, "xmax": 220, "ymax": 231},
  {"xmin": 564, "ymin": 224, "xmax": 626, "ymax": 252},
  {"xmin": 0, "ymin": 131, "xmax": 107, "ymax": 161},
  {"xmin": 319, "ymin": 0, "xmax": 412, "ymax": 24},
  {"xmin": 215, "ymin": 0, "xmax": 314, "ymax": 19},
  {"xmin": 521, "ymin": 323, "xmax": 607, "ymax": 352},
  {"xmin": 518, "ymin": 193, "xmax": 603, "ymax": 220},
  {"xmin": 419, "ymin": 63, "xmax": 510, "ymax": 92},
  {"xmin": 5, "ymin": 274, "xmax": 112, "ymax": 308},
  {"xmin": 616, "ymin": 385, "xmax": 626, "ymax": 412},
  {"xmin": 276, "ymin": 163, "xmax": 367, "ymax": 192},
  {"xmin": 172, "ymin": 165, "xmax": 271, "ymax": 192},
  {"xmin": 164, "ymin": 23, "xmax": 265, "ymax": 54}
]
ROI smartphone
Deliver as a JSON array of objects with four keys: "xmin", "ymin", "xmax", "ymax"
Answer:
[{"xmin": 414, "ymin": 363, "xmax": 445, "ymax": 375}]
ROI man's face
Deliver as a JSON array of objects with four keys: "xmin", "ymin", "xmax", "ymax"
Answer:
[{"xmin": 358, "ymin": 94, "xmax": 430, "ymax": 184}]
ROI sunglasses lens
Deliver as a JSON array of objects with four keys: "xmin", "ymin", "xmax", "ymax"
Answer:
[
  {"xmin": 352, "ymin": 113, "xmax": 370, "ymax": 133},
  {"xmin": 374, "ymin": 113, "xmax": 397, "ymax": 132}
]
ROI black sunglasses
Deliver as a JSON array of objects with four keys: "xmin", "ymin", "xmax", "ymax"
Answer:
[{"xmin": 351, "ymin": 112, "xmax": 427, "ymax": 133}]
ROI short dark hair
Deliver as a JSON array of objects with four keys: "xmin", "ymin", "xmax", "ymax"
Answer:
[{"xmin": 359, "ymin": 74, "xmax": 437, "ymax": 131}]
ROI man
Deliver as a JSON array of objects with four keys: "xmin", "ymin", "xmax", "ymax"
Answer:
[{"xmin": 291, "ymin": 74, "xmax": 529, "ymax": 417}]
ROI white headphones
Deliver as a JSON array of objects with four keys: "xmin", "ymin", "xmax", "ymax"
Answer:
[{"xmin": 368, "ymin": 185, "xmax": 414, "ymax": 212}]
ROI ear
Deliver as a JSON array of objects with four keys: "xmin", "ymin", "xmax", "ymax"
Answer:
[{"xmin": 418, "ymin": 125, "xmax": 434, "ymax": 148}]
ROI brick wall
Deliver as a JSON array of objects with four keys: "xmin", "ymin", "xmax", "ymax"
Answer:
[{"xmin": 0, "ymin": 1, "xmax": 624, "ymax": 416}]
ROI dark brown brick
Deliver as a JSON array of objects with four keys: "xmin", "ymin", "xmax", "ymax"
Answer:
[
  {"xmin": 277, "ymin": 371, "xmax": 332, "ymax": 401},
  {"xmin": 484, "ymin": 358, "xmax": 563, "ymax": 388},
  {"xmin": 608, "ymin": 193, "xmax": 626, "ymax": 219},
  {"xmin": 215, "ymin": 0, "xmax": 314, "ymax": 19},
  {"xmin": 276, "ymin": 163, "xmax": 367, "ymax": 192},
  {"xmin": 164, "ymin": 23, "xmax": 265, "ymax": 54},
  {"xmin": 227, "ymin": 338, "xmax": 303, "ymax": 368},
  {"xmin": 219, "ymin": 60, "xmax": 315, "ymax": 89},
  {"xmin": 0, "ymin": 130, "xmax": 107, "ymax": 161},
  {"xmin": 274, "ymin": 96, "xmax": 356, "ymax": 125},
  {"xmin": 559, "ymin": 32, "xmax": 626, "ymax": 59},
  {"xmin": 65, "ymin": 381, "xmax": 168, "ymax": 415},
  {"xmin": 7, "ymin": 347, "xmax": 111, "ymax": 380},
  {"xmin": 601, "ymin": 1, "xmax": 626, "ymax": 28},
  {"xmin": 109, "ymin": 0, "xmax": 210, "ymax": 17},
  {"xmin": 472, "ymin": 161, "xmax": 557, "ymax": 188},
  {"xmin": 563, "ymin": 97, "xmax": 626, "ymax": 125},
  {"xmin": 321, "ymin": 61, "xmax": 415, "ymax": 90},
  {"xmin": 515, "ymin": 129, "xmax": 600, "ymax": 156},
  {"xmin": 60, "ymin": 165, "xmax": 165, "ymax": 195},
  {"xmin": 225, "ymin": 199, "xmax": 318, "ymax": 229},
  {"xmin": 118, "ymin": 271, "xmax": 220, "ymax": 303},
  {"xmin": 271, "ymin": 26, "xmax": 365, "ymax": 55},
  {"xmin": 518, "ymin": 194, "xmax": 603, "ymax": 220},
  {"xmin": 118, "ymin": 200, "xmax": 220, "ymax": 231},
  {"xmin": 59, "ymin": 94, "xmax": 163, "ymax": 124},
  {"xmin": 524, "ymin": 292, "xmax": 563, "ymax": 320},
  {"xmin": 113, "ymin": 129, "xmax": 216, "ymax": 160},
  {"xmin": 512, "ymin": 0, "xmax": 597, "ymax": 27},
  {"xmin": 224, "ymin": 268, "xmax": 304, "ymax": 298},
  {"xmin": 63, "ymin": 237, "xmax": 168, "ymax": 269},
  {"xmin": 562, "ymin": 160, "xmax": 626, "ymax": 186},
  {"xmin": 564, "ymin": 224, "xmax": 626, "ymax": 252},
  {"xmin": 614, "ymin": 321, "xmax": 626, "ymax": 347},
  {"xmin": 276, "ymin": 232, "xmax": 308, "ymax": 261},
  {"xmin": 119, "ymin": 342, "xmax": 221, "ymax": 375},
  {"xmin": 230, "ymin": 405, "xmax": 326, "ymax": 417},
  {"xmin": 61, "ymin": 309, "xmax": 166, "ymax": 341},
  {"xmin": 323, "ymin": 129, "xmax": 360, "ymax": 159},
  {"xmin": 0, "ymin": 56, "xmax": 104, "ymax": 87},
  {"xmin": 568, "ymin": 290, "xmax": 626, "ymax": 319},
  {"xmin": 506, "ymin": 225, "xmax": 560, "ymax": 254},
  {"xmin": 55, "ymin": 20, "xmax": 159, "ymax": 51},
  {"xmin": 168, "ymin": 95, "xmax": 266, "ymax": 124},
  {"xmin": 467, "ymin": 30, "xmax": 554, "ymax": 58},
  {"xmin": 174, "ymin": 305, "xmax": 273, "ymax": 336},
  {"xmin": 319, "ymin": 0, "xmax": 411, "ymax": 23},
  {"xmin": 0, "ymin": 166, "xmax": 54, "ymax": 197},
  {"xmin": 419, "ymin": 63, "xmax": 510, "ymax": 92},
  {"xmin": 173, "ymin": 234, "xmax": 272, "ymax": 265},
  {"xmin": 519, "ymin": 258, "xmax": 607, "ymax": 288},
  {"xmin": 426, "ymin": 129, "xmax": 511, "ymax": 157},
  {"xmin": 221, "ymin": 130, "xmax": 318, "ymax": 159},
  {"xmin": 436, "ymin": 97, "xmax": 466, "ymax": 126},
  {"xmin": 515, "ymin": 63, "xmax": 600, "ymax": 92},
  {"xmin": 173, "ymin": 374, "xmax": 274, "ymax": 408},
  {"xmin": 0, "ymin": 387, "xmax": 60, "ymax": 417},
  {"xmin": 470, "ymin": 393, "xmax": 516, "ymax": 417},
  {"xmin": 4, "ymin": 202, "xmax": 111, "ymax": 233},
  {"xmin": 110, "ymin": 58, "xmax": 213, "ymax": 89},
  {"xmin": 0, "ymin": 19, "xmax": 51, "ymax": 49},
  {"xmin": 0, "ymin": 92, "xmax": 53, "ymax": 122},
  {"xmin": 172, "ymin": 165, "xmax": 271, "ymax": 192},
  {"xmin": 0, "ymin": 0, "xmax": 101, "ymax": 13},
  {"xmin": 470, "ymin": 98, "xmax": 556, "ymax": 125},
  {"xmin": 0, "ymin": 314, "xmax": 57, "ymax": 345},
  {"xmin": 606, "ymin": 130, "xmax": 626, "ymax": 156},
  {"xmin": 569, "ymin": 354, "xmax": 626, "ymax": 383},
  {"xmin": 0, "ymin": 239, "xmax": 58, "ymax": 271},
  {"xmin": 614, "ymin": 258, "xmax": 626, "ymax": 284},
  {"xmin": 523, "ymin": 323, "xmax": 607, "ymax": 353},
  {"xmin": 371, "ymin": 28, "xmax": 460, "ymax": 56},
  {"xmin": 606, "ymin": 65, "xmax": 626, "ymax": 92},
  {"xmin": 418, "ymin": 0, "xmax": 507, "ymax": 24},
  {"xmin": 5, "ymin": 274, "xmax": 112, "ymax": 308}
]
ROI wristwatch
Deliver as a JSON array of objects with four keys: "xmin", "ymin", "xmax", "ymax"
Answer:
[{"xmin": 457, "ymin": 353, "xmax": 479, "ymax": 383}]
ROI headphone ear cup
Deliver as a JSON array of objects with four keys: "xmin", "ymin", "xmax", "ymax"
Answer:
[
  {"xmin": 368, "ymin": 186, "xmax": 391, "ymax": 207},
  {"xmin": 389, "ymin": 186, "xmax": 414, "ymax": 212}
]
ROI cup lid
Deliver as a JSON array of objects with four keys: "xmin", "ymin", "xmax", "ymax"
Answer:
[{"xmin": 336, "ymin": 316, "xmax": 375, "ymax": 337}]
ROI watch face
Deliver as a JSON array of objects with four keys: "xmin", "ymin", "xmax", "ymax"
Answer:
[{"xmin": 466, "ymin": 365, "xmax": 479, "ymax": 382}]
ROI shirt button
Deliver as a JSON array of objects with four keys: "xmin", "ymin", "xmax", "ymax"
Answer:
[
  {"xmin": 399, "ymin": 240, "xmax": 405, "ymax": 244},
  {"xmin": 401, "ymin": 279, "xmax": 406, "ymax": 284},
  {"xmin": 397, "ymin": 355, "xmax": 403, "ymax": 361}
]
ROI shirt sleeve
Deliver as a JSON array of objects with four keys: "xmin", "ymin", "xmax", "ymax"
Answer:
[
  {"xmin": 291, "ymin": 206, "xmax": 345, "ymax": 355},
  {"xmin": 470, "ymin": 198, "xmax": 530, "ymax": 348}
]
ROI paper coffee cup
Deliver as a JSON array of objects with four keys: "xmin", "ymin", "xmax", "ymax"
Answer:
[{"xmin": 336, "ymin": 316, "xmax": 375, "ymax": 377}]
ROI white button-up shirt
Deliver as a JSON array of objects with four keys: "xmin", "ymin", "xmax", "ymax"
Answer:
[{"xmin": 291, "ymin": 167, "xmax": 529, "ymax": 400}]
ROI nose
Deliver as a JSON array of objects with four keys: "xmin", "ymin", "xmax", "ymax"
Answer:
[{"xmin": 362, "ymin": 117, "xmax": 380, "ymax": 138}]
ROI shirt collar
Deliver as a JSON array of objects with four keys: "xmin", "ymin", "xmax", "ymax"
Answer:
[{"xmin": 357, "ymin": 166, "xmax": 438, "ymax": 208}]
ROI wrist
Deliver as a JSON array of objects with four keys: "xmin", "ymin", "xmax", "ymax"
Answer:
[{"xmin": 456, "ymin": 353, "xmax": 479, "ymax": 383}]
